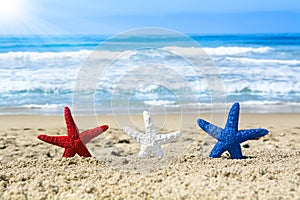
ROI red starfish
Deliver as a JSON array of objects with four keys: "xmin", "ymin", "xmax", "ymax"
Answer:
[{"xmin": 37, "ymin": 106, "xmax": 109, "ymax": 158}]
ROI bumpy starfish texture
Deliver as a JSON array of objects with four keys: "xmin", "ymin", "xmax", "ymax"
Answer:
[
  {"xmin": 37, "ymin": 106, "xmax": 109, "ymax": 158},
  {"xmin": 197, "ymin": 102, "xmax": 269, "ymax": 159},
  {"xmin": 123, "ymin": 111, "xmax": 181, "ymax": 158}
]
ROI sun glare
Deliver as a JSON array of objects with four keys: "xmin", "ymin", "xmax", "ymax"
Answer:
[{"xmin": 0, "ymin": 0, "xmax": 25, "ymax": 21}]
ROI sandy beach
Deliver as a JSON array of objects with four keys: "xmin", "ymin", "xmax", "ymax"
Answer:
[
  {"xmin": 0, "ymin": 113, "xmax": 299, "ymax": 199},
  {"xmin": 0, "ymin": 0, "xmax": 300, "ymax": 199}
]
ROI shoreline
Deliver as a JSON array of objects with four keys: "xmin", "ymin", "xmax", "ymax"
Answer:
[
  {"xmin": 2, "ymin": 103, "xmax": 300, "ymax": 116},
  {"xmin": 1, "ymin": 112, "xmax": 300, "ymax": 130}
]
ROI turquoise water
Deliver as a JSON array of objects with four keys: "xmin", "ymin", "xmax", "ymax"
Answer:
[{"xmin": 0, "ymin": 33, "xmax": 299, "ymax": 114}]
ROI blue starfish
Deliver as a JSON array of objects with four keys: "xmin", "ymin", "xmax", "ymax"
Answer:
[{"xmin": 197, "ymin": 102, "xmax": 269, "ymax": 159}]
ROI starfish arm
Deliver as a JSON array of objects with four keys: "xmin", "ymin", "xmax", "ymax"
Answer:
[
  {"xmin": 153, "ymin": 146, "xmax": 164, "ymax": 158},
  {"xmin": 143, "ymin": 111, "xmax": 157, "ymax": 136},
  {"xmin": 64, "ymin": 106, "xmax": 79, "ymax": 140},
  {"xmin": 224, "ymin": 102, "xmax": 240, "ymax": 133},
  {"xmin": 209, "ymin": 141, "xmax": 227, "ymax": 158},
  {"xmin": 138, "ymin": 145, "xmax": 150, "ymax": 158},
  {"xmin": 75, "ymin": 143, "xmax": 92, "ymax": 157},
  {"xmin": 197, "ymin": 119, "xmax": 223, "ymax": 140},
  {"xmin": 237, "ymin": 128, "xmax": 269, "ymax": 143},
  {"xmin": 227, "ymin": 143, "xmax": 243, "ymax": 159},
  {"xmin": 80, "ymin": 125, "xmax": 109, "ymax": 144},
  {"xmin": 123, "ymin": 126, "xmax": 145, "ymax": 143},
  {"xmin": 37, "ymin": 135, "xmax": 71, "ymax": 148},
  {"xmin": 63, "ymin": 148, "xmax": 76, "ymax": 158},
  {"xmin": 155, "ymin": 131, "xmax": 181, "ymax": 144}
]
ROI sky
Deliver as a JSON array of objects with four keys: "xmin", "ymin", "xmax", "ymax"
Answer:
[{"xmin": 0, "ymin": 0, "xmax": 300, "ymax": 35}]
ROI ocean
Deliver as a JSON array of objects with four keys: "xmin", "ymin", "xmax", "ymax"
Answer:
[{"xmin": 0, "ymin": 32, "xmax": 300, "ymax": 115}]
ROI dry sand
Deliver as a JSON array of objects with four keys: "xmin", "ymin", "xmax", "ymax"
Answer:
[{"xmin": 0, "ymin": 113, "xmax": 299, "ymax": 199}]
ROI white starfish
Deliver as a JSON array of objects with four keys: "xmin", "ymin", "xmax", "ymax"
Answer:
[{"xmin": 123, "ymin": 111, "xmax": 181, "ymax": 158}]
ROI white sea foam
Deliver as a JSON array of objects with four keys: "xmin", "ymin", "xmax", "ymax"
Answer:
[
  {"xmin": 224, "ymin": 80, "xmax": 300, "ymax": 93},
  {"xmin": 163, "ymin": 46, "xmax": 272, "ymax": 56},
  {"xmin": 0, "ymin": 50, "xmax": 91, "ymax": 62},
  {"xmin": 0, "ymin": 49, "xmax": 135, "ymax": 64},
  {"xmin": 0, "ymin": 66, "xmax": 78, "ymax": 93},
  {"xmin": 204, "ymin": 46, "xmax": 272, "ymax": 55},
  {"xmin": 22, "ymin": 104, "xmax": 65, "ymax": 110},
  {"xmin": 0, "ymin": 44, "xmax": 299, "ymax": 114},
  {"xmin": 0, "ymin": 46, "xmax": 273, "ymax": 69},
  {"xmin": 144, "ymin": 100, "xmax": 176, "ymax": 106},
  {"xmin": 225, "ymin": 57, "xmax": 300, "ymax": 65}
]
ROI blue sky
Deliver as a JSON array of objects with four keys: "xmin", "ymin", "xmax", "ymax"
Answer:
[{"xmin": 0, "ymin": 0, "xmax": 300, "ymax": 35}]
